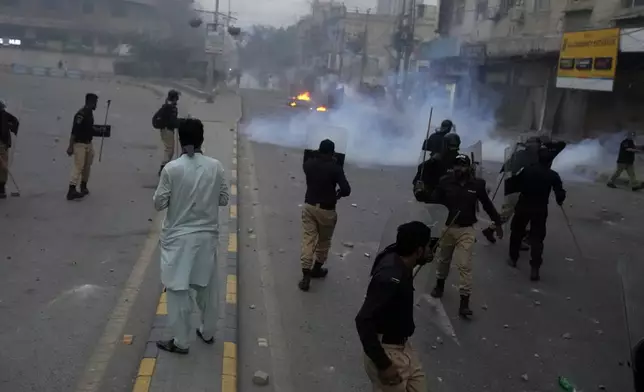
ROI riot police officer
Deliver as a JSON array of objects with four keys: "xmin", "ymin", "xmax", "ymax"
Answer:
[
  {"xmin": 0, "ymin": 100, "xmax": 19, "ymax": 199},
  {"xmin": 413, "ymin": 132, "xmax": 461, "ymax": 202},
  {"xmin": 422, "ymin": 119, "xmax": 453, "ymax": 156},
  {"xmin": 429, "ymin": 154, "xmax": 503, "ymax": 317},
  {"xmin": 153, "ymin": 89, "xmax": 180, "ymax": 175},
  {"xmin": 66, "ymin": 93, "xmax": 98, "ymax": 201},
  {"xmin": 505, "ymin": 145, "xmax": 566, "ymax": 281}
]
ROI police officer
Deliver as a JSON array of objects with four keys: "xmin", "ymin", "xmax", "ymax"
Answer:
[
  {"xmin": 422, "ymin": 119, "xmax": 453, "ymax": 156},
  {"xmin": 157, "ymin": 90, "xmax": 180, "ymax": 175},
  {"xmin": 66, "ymin": 93, "xmax": 97, "ymax": 201},
  {"xmin": 413, "ymin": 132, "xmax": 461, "ymax": 202},
  {"xmin": 607, "ymin": 131, "xmax": 642, "ymax": 191},
  {"xmin": 481, "ymin": 136, "xmax": 542, "ymax": 244},
  {"xmin": 355, "ymin": 221, "xmax": 433, "ymax": 391},
  {"xmin": 299, "ymin": 139, "xmax": 351, "ymax": 291},
  {"xmin": 506, "ymin": 145, "xmax": 566, "ymax": 281},
  {"xmin": 429, "ymin": 154, "xmax": 503, "ymax": 317},
  {"xmin": 0, "ymin": 100, "xmax": 19, "ymax": 199}
]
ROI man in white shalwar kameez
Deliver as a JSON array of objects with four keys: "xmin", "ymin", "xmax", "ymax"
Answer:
[{"xmin": 153, "ymin": 118, "xmax": 230, "ymax": 354}]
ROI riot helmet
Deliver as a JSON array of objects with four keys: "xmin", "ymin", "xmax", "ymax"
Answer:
[
  {"xmin": 439, "ymin": 119, "xmax": 453, "ymax": 133},
  {"xmin": 453, "ymin": 153, "xmax": 472, "ymax": 179},
  {"xmin": 442, "ymin": 133, "xmax": 461, "ymax": 152}
]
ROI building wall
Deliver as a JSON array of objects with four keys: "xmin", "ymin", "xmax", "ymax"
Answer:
[{"xmin": 0, "ymin": 47, "xmax": 115, "ymax": 73}]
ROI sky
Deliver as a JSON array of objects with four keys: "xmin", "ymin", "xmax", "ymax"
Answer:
[{"xmin": 197, "ymin": 0, "xmax": 384, "ymax": 28}]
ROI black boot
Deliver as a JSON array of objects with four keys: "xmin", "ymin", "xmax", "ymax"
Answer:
[
  {"xmin": 298, "ymin": 269, "xmax": 311, "ymax": 291},
  {"xmin": 507, "ymin": 257, "xmax": 518, "ymax": 268},
  {"xmin": 459, "ymin": 295, "xmax": 473, "ymax": 317},
  {"xmin": 66, "ymin": 185, "xmax": 84, "ymax": 201},
  {"xmin": 310, "ymin": 262, "xmax": 328, "ymax": 278},
  {"xmin": 530, "ymin": 266, "xmax": 541, "ymax": 281},
  {"xmin": 482, "ymin": 227, "xmax": 496, "ymax": 244},
  {"xmin": 430, "ymin": 279, "xmax": 446, "ymax": 298},
  {"xmin": 0, "ymin": 183, "xmax": 6, "ymax": 199},
  {"xmin": 80, "ymin": 182, "xmax": 90, "ymax": 196}
]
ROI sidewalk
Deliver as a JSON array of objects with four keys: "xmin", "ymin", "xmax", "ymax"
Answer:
[{"xmin": 131, "ymin": 88, "xmax": 242, "ymax": 392}]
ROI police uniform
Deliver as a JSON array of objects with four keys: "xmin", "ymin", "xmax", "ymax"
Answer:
[
  {"xmin": 67, "ymin": 94, "xmax": 97, "ymax": 200},
  {"xmin": 607, "ymin": 133, "xmax": 640, "ymax": 190},
  {"xmin": 421, "ymin": 119, "xmax": 453, "ymax": 157},
  {"xmin": 0, "ymin": 103, "xmax": 19, "ymax": 199},
  {"xmin": 413, "ymin": 132, "xmax": 460, "ymax": 202},
  {"xmin": 299, "ymin": 139, "xmax": 351, "ymax": 291},
  {"xmin": 429, "ymin": 155, "xmax": 502, "ymax": 316},
  {"xmin": 355, "ymin": 244, "xmax": 426, "ymax": 391},
  {"xmin": 158, "ymin": 90, "xmax": 180, "ymax": 174},
  {"xmin": 506, "ymin": 148, "xmax": 566, "ymax": 281}
]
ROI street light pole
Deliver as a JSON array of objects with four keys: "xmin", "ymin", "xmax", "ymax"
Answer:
[{"xmin": 205, "ymin": 0, "xmax": 221, "ymax": 102}]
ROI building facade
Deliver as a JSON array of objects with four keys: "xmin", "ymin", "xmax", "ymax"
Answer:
[
  {"xmin": 0, "ymin": 0, "xmax": 175, "ymax": 76},
  {"xmin": 423, "ymin": 0, "xmax": 644, "ymax": 139}
]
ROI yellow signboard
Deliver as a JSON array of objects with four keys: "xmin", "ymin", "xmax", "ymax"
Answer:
[{"xmin": 556, "ymin": 28, "xmax": 620, "ymax": 92}]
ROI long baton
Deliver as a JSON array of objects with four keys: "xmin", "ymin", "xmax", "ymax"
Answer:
[
  {"xmin": 559, "ymin": 205, "xmax": 584, "ymax": 262},
  {"xmin": 617, "ymin": 258, "xmax": 635, "ymax": 370},
  {"xmin": 98, "ymin": 99, "xmax": 111, "ymax": 162},
  {"xmin": 418, "ymin": 107, "xmax": 434, "ymax": 179},
  {"xmin": 413, "ymin": 210, "xmax": 461, "ymax": 279}
]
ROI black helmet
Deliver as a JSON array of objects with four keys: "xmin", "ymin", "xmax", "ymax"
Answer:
[
  {"xmin": 443, "ymin": 133, "xmax": 461, "ymax": 151},
  {"xmin": 167, "ymin": 89, "xmax": 180, "ymax": 101},
  {"xmin": 440, "ymin": 119, "xmax": 453, "ymax": 132},
  {"xmin": 453, "ymin": 154, "xmax": 471, "ymax": 167}
]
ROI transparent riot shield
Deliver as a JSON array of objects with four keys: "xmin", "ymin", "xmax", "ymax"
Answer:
[
  {"xmin": 303, "ymin": 124, "xmax": 349, "ymax": 168},
  {"xmin": 461, "ymin": 140, "xmax": 483, "ymax": 178},
  {"xmin": 618, "ymin": 256, "xmax": 644, "ymax": 391}
]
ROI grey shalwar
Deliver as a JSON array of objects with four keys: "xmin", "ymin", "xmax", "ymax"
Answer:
[{"xmin": 153, "ymin": 153, "xmax": 230, "ymax": 349}]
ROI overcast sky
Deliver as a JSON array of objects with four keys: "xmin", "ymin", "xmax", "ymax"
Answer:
[{"xmin": 197, "ymin": 0, "xmax": 384, "ymax": 28}]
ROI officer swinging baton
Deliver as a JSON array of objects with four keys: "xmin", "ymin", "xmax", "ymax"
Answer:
[{"xmin": 98, "ymin": 99, "xmax": 112, "ymax": 162}]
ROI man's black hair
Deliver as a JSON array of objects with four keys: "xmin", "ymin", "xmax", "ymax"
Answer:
[
  {"xmin": 395, "ymin": 221, "xmax": 431, "ymax": 257},
  {"xmin": 178, "ymin": 118, "xmax": 205, "ymax": 154},
  {"xmin": 85, "ymin": 93, "xmax": 98, "ymax": 103}
]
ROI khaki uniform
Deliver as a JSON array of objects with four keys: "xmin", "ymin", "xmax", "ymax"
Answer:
[
  {"xmin": 160, "ymin": 129, "xmax": 176, "ymax": 165},
  {"xmin": 609, "ymin": 163, "xmax": 637, "ymax": 188},
  {"xmin": 300, "ymin": 203, "xmax": 338, "ymax": 270},
  {"xmin": 70, "ymin": 143, "xmax": 94, "ymax": 186},
  {"xmin": 0, "ymin": 141, "xmax": 8, "ymax": 184},
  {"xmin": 435, "ymin": 226, "xmax": 476, "ymax": 295},
  {"xmin": 364, "ymin": 341, "xmax": 426, "ymax": 392}
]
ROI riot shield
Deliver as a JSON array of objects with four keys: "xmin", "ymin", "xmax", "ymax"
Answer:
[
  {"xmin": 461, "ymin": 140, "xmax": 483, "ymax": 178},
  {"xmin": 618, "ymin": 256, "xmax": 644, "ymax": 391},
  {"xmin": 303, "ymin": 124, "xmax": 348, "ymax": 167}
]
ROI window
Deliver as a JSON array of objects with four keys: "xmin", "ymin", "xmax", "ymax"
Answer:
[
  {"xmin": 534, "ymin": 0, "xmax": 549, "ymax": 11},
  {"xmin": 476, "ymin": 0, "xmax": 488, "ymax": 20},
  {"xmin": 111, "ymin": 1, "xmax": 127, "ymax": 17},
  {"xmin": 454, "ymin": 0, "xmax": 465, "ymax": 24},
  {"xmin": 82, "ymin": 0, "xmax": 94, "ymax": 14}
]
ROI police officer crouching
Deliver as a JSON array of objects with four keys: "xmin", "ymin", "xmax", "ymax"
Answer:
[
  {"xmin": 66, "ymin": 93, "xmax": 98, "ymax": 200},
  {"xmin": 299, "ymin": 139, "xmax": 351, "ymax": 291},
  {"xmin": 505, "ymin": 145, "xmax": 566, "ymax": 281},
  {"xmin": 355, "ymin": 221, "xmax": 433, "ymax": 390},
  {"xmin": 429, "ymin": 154, "xmax": 503, "ymax": 317}
]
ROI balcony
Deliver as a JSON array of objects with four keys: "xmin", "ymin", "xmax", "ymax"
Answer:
[{"xmin": 564, "ymin": 0, "xmax": 595, "ymax": 12}]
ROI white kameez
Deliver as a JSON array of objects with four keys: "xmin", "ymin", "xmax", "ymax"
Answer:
[{"xmin": 153, "ymin": 153, "xmax": 229, "ymax": 349}]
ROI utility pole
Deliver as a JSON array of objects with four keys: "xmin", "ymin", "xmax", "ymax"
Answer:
[
  {"xmin": 359, "ymin": 8, "xmax": 370, "ymax": 85},
  {"xmin": 205, "ymin": 0, "xmax": 220, "ymax": 102},
  {"xmin": 401, "ymin": 0, "xmax": 416, "ymax": 95}
]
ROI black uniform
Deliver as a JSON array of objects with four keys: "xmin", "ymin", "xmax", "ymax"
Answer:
[
  {"xmin": 72, "ymin": 107, "xmax": 95, "ymax": 144},
  {"xmin": 303, "ymin": 154, "xmax": 351, "ymax": 208},
  {"xmin": 159, "ymin": 103, "xmax": 179, "ymax": 130},
  {"xmin": 412, "ymin": 152, "xmax": 455, "ymax": 202},
  {"xmin": 0, "ymin": 110, "xmax": 19, "ymax": 148},
  {"xmin": 422, "ymin": 131, "xmax": 448, "ymax": 155},
  {"xmin": 506, "ymin": 160, "xmax": 566, "ymax": 273},
  {"xmin": 355, "ymin": 250, "xmax": 414, "ymax": 370}
]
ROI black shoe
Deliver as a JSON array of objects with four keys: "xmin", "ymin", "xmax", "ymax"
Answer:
[
  {"xmin": 66, "ymin": 185, "xmax": 85, "ymax": 201},
  {"xmin": 520, "ymin": 242, "xmax": 530, "ymax": 251},
  {"xmin": 607, "ymin": 183, "xmax": 617, "ymax": 189},
  {"xmin": 80, "ymin": 182, "xmax": 89, "ymax": 196},
  {"xmin": 430, "ymin": 279, "xmax": 445, "ymax": 298},
  {"xmin": 482, "ymin": 227, "xmax": 496, "ymax": 244},
  {"xmin": 298, "ymin": 269, "xmax": 311, "ymax": 291},
  {"xmin": 196, "ymin": 328, "xmax": 214, "ymax": 345},
  {"xmin": 310, "ymin": 262, "xmax": 328, "ymax": 278},
  {"xmin": 156, "ymin": 339, "xmax": 189, "ymax": 354},
  {"xmin": 507, "ymin": 258, "xmax": 518, "ymax": 268},
  {"xmin": 530, "ymin": 266, "xmax": 541, "ymax": 281},
  {"xmin": 459, "ymin": 295, "xmax": 473, "ymax": 317},
  {"xmin": 633, "ymin": 185, "xmax": 643, "ymax": 191}
]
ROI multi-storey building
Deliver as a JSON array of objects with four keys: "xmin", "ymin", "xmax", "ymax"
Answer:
[
  {"xmin": 422, "ymin": 0, "xmax": 644, "ymax": 139},
  {"xmin": 0, "ymin": 0, "xmax": 179, "ymax": 76}
]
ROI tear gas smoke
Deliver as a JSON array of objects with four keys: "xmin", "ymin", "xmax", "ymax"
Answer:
[{"xmin": 243, "ymin": 79, "xmax": 625, "ymax": 182}]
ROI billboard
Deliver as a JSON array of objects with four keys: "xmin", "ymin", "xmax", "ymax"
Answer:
[
  {"xmin": 205, "ymin": 22, "xmax": 224, "ymax": 54},
  {"xmin": 556, "ymin": 28, "xmax": 620, "ymax": 92}
]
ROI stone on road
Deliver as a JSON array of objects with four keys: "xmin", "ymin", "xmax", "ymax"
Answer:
[{"xmin": 236, "ymin": 88, "xmax": 639, "ymax": 392}]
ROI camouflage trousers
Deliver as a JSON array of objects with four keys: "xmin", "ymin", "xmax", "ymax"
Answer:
[{"xmin": 435, "ymin": 226, "xmax": 476, "ymax": 296}]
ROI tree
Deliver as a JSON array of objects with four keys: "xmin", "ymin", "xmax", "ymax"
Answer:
[{"xmin": 238, "ymin": 24, "xmax": 298, "ymax": 73}]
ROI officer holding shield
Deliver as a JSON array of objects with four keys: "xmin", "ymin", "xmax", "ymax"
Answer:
[
  {"xmin": 66, "ymin": 93, "xmax": 97, "ymax": 201},
  {"xmin": 429, "ymin": 154, "xmax": 503, "ymax": 317},
  {"xmin": 299, "ymin": 139, "xmax": 351, "ymax": 291},
  {"xmin": 355, "ymin": 221, "xmax": 433, "ymax": 391}
]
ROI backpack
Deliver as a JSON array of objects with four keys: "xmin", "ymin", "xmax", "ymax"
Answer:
[{"xmin": 152, "ymin": 106, "xmax": 165, "ymax": 129}]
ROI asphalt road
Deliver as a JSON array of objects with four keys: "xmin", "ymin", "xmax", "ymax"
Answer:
[
  {"xmin": 0, "ymin": 74, "xmax": 171, "ymax": 392},
  {"xmin": 237, "ymin": 88, "xmax": 642, "ymax": 392}
]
